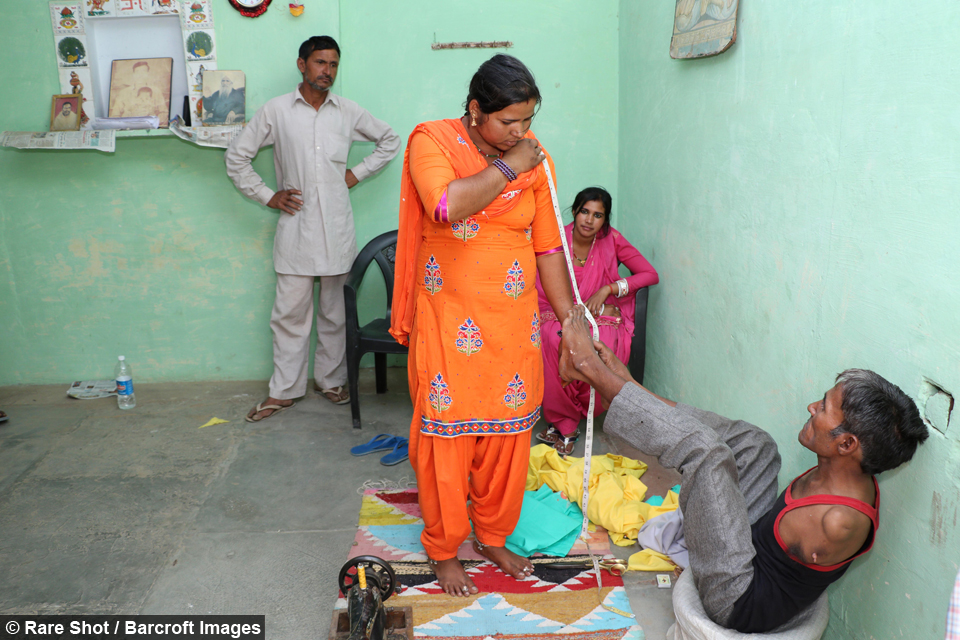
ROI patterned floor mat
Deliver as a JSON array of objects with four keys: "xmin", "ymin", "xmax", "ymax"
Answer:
[{"xmin": 337, "ymin": 488, "xmax": 644, "ymax": 640}]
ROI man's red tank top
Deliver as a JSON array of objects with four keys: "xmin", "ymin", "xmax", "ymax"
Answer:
[{"xmin": 726, "ymin": 468, "xmax": 879, "ymax": 633}]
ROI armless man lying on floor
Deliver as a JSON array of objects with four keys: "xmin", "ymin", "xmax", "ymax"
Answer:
[{"xmin": 558, "ymin": 307, "xmax": 929, "ymax": 633}]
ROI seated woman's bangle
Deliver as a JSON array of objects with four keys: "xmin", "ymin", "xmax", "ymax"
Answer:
[
  {"xmin": 615, "ymin": 279, "xmax": 629, "ymax": 298},
  {"xmin": 492, "ymin": 158, "xmax": 518, "ymax": 182}
]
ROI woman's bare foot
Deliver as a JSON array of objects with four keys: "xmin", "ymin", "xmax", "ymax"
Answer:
[
  {"xmin": 473, "ymin": 540, "xmax": 534, "ymax": 580},
  {"xmin": 430, "ymin": 558, "xmax": 479, "ymax": 597}
]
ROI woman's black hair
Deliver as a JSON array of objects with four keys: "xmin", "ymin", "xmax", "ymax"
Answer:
[
  {"xmin": 571, "ymin": 187, "xmax": 613, "ymax": 238},
  {"xmin": 464, "ymin": 54, "xmax": 541, "ymax": 116}
]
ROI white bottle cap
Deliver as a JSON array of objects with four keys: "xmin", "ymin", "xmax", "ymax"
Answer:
[{"xmin": 118, "ymin": 355, "xmax": 125, "ymax": 361}]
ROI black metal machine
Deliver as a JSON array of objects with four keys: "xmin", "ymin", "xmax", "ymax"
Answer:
[{"xmin": 338, "ymin": 556, "xmax": 399, "ymax": 640}]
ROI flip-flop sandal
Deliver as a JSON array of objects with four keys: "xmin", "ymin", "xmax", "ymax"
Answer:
[
  {"xmin": 318, "ymin": 385, "xmax": 350, "ymax": 405},
  {"xmin": 554, "ymin": 430, "xmax": 580, "ymax": 457},
  {"xmin": 351, "ymin": 433, "xmax": 404, "ymax": 456},
  {"xmin": 244, "ymin": 402, "xmax": 293, "ymax": 423},
  {"xmin": 380, "ymin": 440, "xmax": 409, "ymax": 466},
  {"xmin": 536, "ymin": 424, "xmax": 560, "ymax": 444}
]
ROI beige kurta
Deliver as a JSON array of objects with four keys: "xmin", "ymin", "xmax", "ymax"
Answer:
[{"xmin": 225, "ymin": 86, "xmax": 400, "ymax": 275}]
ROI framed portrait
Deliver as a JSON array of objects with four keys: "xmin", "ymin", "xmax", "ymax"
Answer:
[
  {"xmin": 108, "ymin": 57, "xmax": 174, "ymax": 127},
  {"xmin": 50, "ymin": 94, "xmax": 82, "ymax": 131},
  {"xmin": 670, "ymin": 0, "xmax": 740, "ymax": 59},
  {"xmin": 202, "ymin": 70, "xmax": 245, "ymax": 126}
]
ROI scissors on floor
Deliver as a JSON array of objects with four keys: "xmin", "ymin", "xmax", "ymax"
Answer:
[{"xmin": 542, "ymin": 558, "xmax": 628, "ymax": 576}]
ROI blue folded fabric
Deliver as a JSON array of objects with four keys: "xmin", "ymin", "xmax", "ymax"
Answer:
[
  {"xmin": 380, "ymin": 440, "xmax": 409, "ymax": 466},
  {"xmin": 351, "ymin": 433, "xmax": 404, "ymax": 456},
  {"xmin": 505, "ymin": 485, "xmax": 583, "ymax": 558}
]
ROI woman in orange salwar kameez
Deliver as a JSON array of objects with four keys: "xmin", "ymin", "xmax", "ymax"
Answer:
[{"xmin": 390, "ymin": 55, "xmax": 575, "ymax": 597}]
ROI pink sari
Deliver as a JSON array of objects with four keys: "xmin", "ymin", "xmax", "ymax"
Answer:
[{"xmin": 535, "ymin": 223, "xmax": 659, "ymax": 436}]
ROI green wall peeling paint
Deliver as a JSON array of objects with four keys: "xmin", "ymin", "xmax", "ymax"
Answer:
[
  {"xmin": 0, "ymin": 0, "xmax": 618, "ymax": 385},
  {"xmin": 618, "ymin": 2, "xmax": 960, "ymax": 638}
]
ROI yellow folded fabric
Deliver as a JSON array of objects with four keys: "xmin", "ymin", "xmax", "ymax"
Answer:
[
  {"xmin": 526, "ymin": 444, "xmax": 679, "ymax": 546},
  {"xmin": 628, "ymin": 548, "xmax": 676, "ymax": 572}
]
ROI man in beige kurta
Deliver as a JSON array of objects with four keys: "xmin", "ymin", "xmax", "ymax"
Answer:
[{"xmin": 225, "ymin": 35, "xmax": 400, "ymax": 421}]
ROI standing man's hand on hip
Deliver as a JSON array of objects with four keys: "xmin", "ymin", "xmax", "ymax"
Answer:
[
  {"xmin": 268, "ymin": 189, "xmax": 303, "ymax": 215},
  {"xmin": 345, "ymin": 169, "xmax": 359, "ymax": 188}
]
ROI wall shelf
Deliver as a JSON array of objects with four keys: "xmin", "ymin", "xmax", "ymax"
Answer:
[{"xmin": 115, "ymin": 129, "xmax": 175, "ymax": 138}]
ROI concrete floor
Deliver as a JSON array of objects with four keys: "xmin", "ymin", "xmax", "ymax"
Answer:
[{"xmin": 0, "ymin": 368, "xmax": 680, "ymax": 639}]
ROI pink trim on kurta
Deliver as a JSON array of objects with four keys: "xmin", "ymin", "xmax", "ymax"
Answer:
[
  {"xmin": 433, "ymin": 190, "xmax": 449, "ymax": 223},
  {"xmin": 535, "ymin": 246, "xmax": 563, "ymax": 257}
]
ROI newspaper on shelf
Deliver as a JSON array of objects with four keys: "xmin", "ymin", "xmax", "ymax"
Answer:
[
  {"xmin": 93, "ymin": 116, "xmax": 160, "ymax": 130},
  {"xmin": 67, "ymin": 380, "xmax": 119, "ymax": 400},
  {"xmin": 1, "ymin": 130, "xmax": 116, "ymax": 153},
  {"xmin": 169, "ymin": 116, "xmax": 245, "ymax": 149}
]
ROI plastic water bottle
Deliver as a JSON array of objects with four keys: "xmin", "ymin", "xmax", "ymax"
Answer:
[{"xmin": 115, "ymin": 355, "xmax": 136, "ymax": 410}]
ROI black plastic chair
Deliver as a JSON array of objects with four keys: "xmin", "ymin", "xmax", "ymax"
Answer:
[
  {"xmin": 627, "ymin": 286, "xmax": 651, "ymax": 385},
  {"xmin": 343, "ymin": 230, "xmax": 407, "ymax": 429}
]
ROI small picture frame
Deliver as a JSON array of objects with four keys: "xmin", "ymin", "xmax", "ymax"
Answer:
[
  {"xmin": 108, "ymin": 57, "xmax": 174, "ymax": 127},
  {"xmin": 50, "ymin": 94, "xmax": 82, "ymax": 131},
  {"xmin": 202, "ymin": 70, "xmax": 246, "ymax": 126}
]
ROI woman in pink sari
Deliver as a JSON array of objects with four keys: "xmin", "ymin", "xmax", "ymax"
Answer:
[{"xmin": 535, "ymin": 187, "xmax": 659, "ymax": 455}]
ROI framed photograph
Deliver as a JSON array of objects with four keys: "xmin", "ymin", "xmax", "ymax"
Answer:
[
  {"xmin": 670, "ymin": 0, "xmax": 739, "ymax": 59},
  {"xmin": 202, "ymin": 70, "xmax": 245, "ymax": 126},
  {"xmin": 50, "ymin": 94, "xmax": 81, "ymax": 131},
  {"xmin": 108, "ymin": 57, "xmax": 174, "ymax": 127}
]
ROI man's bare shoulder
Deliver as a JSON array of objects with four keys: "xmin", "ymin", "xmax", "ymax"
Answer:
[{"xmin": 822, "ymin": 504, "xmax": 872, "ymax": 545}]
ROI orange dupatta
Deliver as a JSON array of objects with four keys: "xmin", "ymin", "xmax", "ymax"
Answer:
[{"xmin": 389, "ymin": 118, "xmax": 548, "ymax": 346}]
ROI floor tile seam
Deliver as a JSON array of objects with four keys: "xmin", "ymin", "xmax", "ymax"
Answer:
[
  {"xmin": 0, "ymin": 445, "xmax": 58, "ymax": 501},
  {"xmin": 136, "ymin": 430, "xmax": 248, "ymax": 613},
  {"xmin": 187, "ymin": 527, "xmax": 359, "ymax": 535}
]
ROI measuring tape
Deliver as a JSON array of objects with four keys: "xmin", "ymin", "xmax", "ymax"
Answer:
[
  {"xmin": 540, "ymin": 159, "xmax": 635, "ymax": 619},
  {"xmin": 540, "ymin": 158, "xmax": 598, "ymax": 539},
  {"xmin": 540, "ymin": 159, "xmax": 633, "ymax": 620}
]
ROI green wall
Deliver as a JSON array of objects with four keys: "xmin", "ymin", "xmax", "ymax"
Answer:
[
  {"xmin": 618, "ymin": 2, "xmax": 960, "ymax": 638},
  {"xmin": 0, "ymin": 0, "xmax": 618, "ymax": 385}
]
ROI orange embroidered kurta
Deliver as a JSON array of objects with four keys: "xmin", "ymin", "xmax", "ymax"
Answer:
[{"xmin": 391, "ymin": 119, "xmax": 561, "ymax": 439}]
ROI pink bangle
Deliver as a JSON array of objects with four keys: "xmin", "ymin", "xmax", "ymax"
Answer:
[
  {"xmin": 433, "ymin": 191, "xmax": 449, "ymax": 223},
  {"xmin": 535, "ymin": 246, "xmax": 563, "ymax": 257}
]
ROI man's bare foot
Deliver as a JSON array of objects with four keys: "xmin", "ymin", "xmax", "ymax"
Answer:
[
  {"xmin": 473, "ymin": 540, "xmax": 534, "ymax": 580},
  {"xmin": 246, "ymin": 397, "xmax": 295, "ymax": 422},
  {"xmin": 559, "ymin": 306, "xmax": 603, "ymax": 386},
  {"xmin": 429, "ymin": 558, "xmax": 479, "ymax": 597},
  {"xmin": 592, "ymin": 338, "xmax": 633, "ymax": 382}
]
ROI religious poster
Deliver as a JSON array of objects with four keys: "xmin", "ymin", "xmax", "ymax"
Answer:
[
  {"xmin": 85, "ymin": 0, "xmax": 116, "ymax": 18},
  {"xmin": 201, "ymin": 70, "xmax": 244, "ymax": 125},
  {"xmin": 670, "ymin": 0, "xmax": 739, "ymax": 59},
  {"xmin": 108, "ymin": 57, "xmax": 174, "ymax": 127},
  {"xmin": 56, "ymin": 35, "xmax": 89, "ymax": 67}
]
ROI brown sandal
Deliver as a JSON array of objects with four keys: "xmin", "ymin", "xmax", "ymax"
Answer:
[
  {"xmin": 245, "ymin": 401, "xmax": 293, "ymax": 423},
  {"xmin": 553, "ymin": 430, "xmax": 580, "ymax": 457},
  {"xmin": 318, "ymin": 385, "xmax": 350, "ymax": 405},
  {"xmin": 536, "ymin": 424, "xmax": 561, "ymax": 445}
]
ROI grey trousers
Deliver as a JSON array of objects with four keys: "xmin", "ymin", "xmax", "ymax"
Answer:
[
  {"xmin": 268, "ymin": 272, "xmax": 349, "ymax": 399},
  {"xmin": 605, "ymin": 383, "xmax": 781, "ymax": 626}
]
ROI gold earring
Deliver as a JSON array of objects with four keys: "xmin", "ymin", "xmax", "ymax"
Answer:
[{"xmin": 471, "ymin": 112, "xmax": 477, "ymax": 127}]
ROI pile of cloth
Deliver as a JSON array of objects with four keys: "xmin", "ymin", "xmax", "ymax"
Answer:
[{"xmin": 517, "ymin": 444, "xmax": 685, "ymax": 571}]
